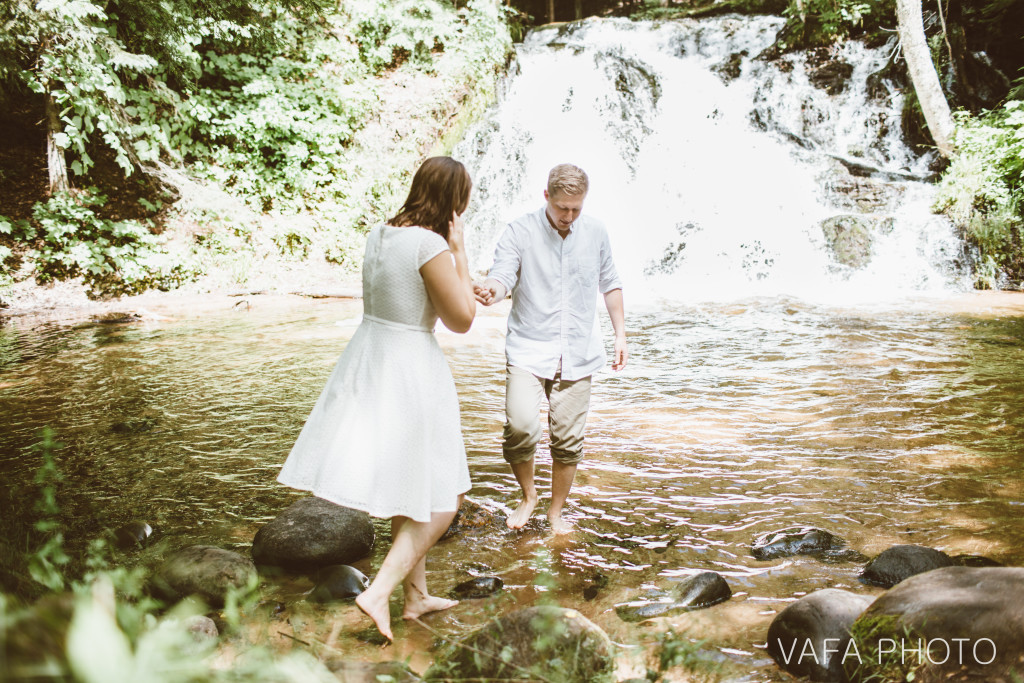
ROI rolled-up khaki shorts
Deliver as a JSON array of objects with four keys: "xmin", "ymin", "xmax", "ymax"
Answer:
[{"xmin": 502, "ymin": 362, "xmax": 592, "ymax": 466}]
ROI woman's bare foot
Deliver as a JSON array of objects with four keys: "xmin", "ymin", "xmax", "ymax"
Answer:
[
  {"xmin": 547, "ymin": 513, "xmax": 574, "ymax": 535},
  {"xmin": 403, "ymin": 594, "xmax": 459, "ymax": 620},
  {"xmin": 355, "ymin": 592, "xmax": 393, "ymax": 642},
  {"xmin": 507, "ymin": 496, "xmax": 538, "ymax": 529}
]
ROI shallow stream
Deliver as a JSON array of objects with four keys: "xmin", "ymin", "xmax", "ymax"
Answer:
[{"xmin": 3, "ymin": 291, "xmax": 1024, "ymax": 679}]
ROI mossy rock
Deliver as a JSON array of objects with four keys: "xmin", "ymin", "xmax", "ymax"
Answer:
[{"xmin": 425, "ymin": 605, "xmax": 615, "ymax": 682}]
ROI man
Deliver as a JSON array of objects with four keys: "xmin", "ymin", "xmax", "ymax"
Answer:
[{"xmin": 474, "ymin": 163, "xmax": 627, "ymax": 534}]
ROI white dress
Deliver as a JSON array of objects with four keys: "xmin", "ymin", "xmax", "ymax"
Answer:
[{"xmin": 278, "ymin": 224, "xmax": 471, "ymax": 522}]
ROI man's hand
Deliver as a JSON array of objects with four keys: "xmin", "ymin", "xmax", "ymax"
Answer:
[{"xmin": 611, "ymin": 334, "xmax": 628, "ymax": 371}]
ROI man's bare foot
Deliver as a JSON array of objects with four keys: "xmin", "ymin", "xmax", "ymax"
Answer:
[
  {"xmin": 547, "ymin": 513, "xmax": 574, "ymax": 535},
  {"xmin": 403, "ymin": 594, "xmax": 459, "ymax": 620},
  {"xmin": 507, "ymin": 496, "xmax": 538, "ymax": 529},
  {"xmin": 355, "ymin": 592, "xmax": 393, "ymax": 642}
]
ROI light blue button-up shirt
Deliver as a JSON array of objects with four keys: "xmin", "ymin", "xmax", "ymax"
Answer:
[{"xmin": 488, "ymin": 206, "xmax": 622, "ymax": 381}]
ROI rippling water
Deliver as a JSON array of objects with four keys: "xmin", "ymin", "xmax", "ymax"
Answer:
[{"xmin": 2, "ymin": 293, "xmax": 1024, "ymax": 679}]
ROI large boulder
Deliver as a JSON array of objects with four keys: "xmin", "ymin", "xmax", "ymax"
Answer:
[
  {"xmin": 153, "ymin": 545, "xmax": 258, "ymax": 607},
  {"xmin": 425, "ymin": 606, "xmax": 615, "ymax": 682},
  {"xmin": 846, "ymin": 567, "xmax": 1024, "ymax": 682},
  {"xmin": 767, "ymin": 588, "xmax": 875, "ymax": 682},
  {"xmin": 252, "ymin": 497, "xmax": 373, "ymax": 571},
  {"xmin": 860, "ymin": 545, "xmax": 957, "ymax": 588}
]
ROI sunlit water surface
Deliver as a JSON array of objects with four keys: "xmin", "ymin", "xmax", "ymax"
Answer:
[{"xmin": 2, "ymin": 293, "xmax": 1024, "ymax": 680}]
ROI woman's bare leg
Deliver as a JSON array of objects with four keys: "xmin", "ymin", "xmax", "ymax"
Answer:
[
  {"xmin": 354, "ymin": 501, "xmax": 461, "ymax": 640},
  {"xmin": 402, "ymin": 495, "xmax": 462, "ymax": 619}
]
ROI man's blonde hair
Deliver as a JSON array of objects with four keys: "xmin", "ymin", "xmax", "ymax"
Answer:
[{"xmin": 547, "ymin": 164, "xmax": 589, "ymax": 197}]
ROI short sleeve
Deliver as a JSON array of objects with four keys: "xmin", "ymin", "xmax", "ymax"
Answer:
[{"xmin": 417, "ymin": 229, "xmax": 449, "ymax": 268}]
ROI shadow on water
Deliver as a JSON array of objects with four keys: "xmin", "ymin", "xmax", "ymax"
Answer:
[{"xmin": 2, "ymin": 292, "xmax": 1024, "ymax": 678}]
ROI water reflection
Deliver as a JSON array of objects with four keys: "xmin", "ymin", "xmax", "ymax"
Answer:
[{"xmin": 1, "ymin": 294, "xmax": 1023, "ymax": 678}]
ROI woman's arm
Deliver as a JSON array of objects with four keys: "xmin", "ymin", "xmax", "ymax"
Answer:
[{"xmin": 421, "ymin": 212, "xmax": 476, "ymax": 333}]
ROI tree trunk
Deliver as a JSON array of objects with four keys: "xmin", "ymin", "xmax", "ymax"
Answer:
[
  {"xmin": 895, "ymin": 0, "xmax": 955, "ymax": 157},
  {"xmin": 45, "ymin": 91, "xmax": 70, "ymax": 194},
  {"xmin": 547, "ymin": 0, "xmax": 555, "ymax": 23}
]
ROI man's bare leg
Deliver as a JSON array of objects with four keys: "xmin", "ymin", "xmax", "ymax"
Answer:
[
  {"xmin": 547, "ymin": 461, "xmax": 578, "ymax": 534},
  {"xmin": 507, "ymin": 457, "xmax": 539, "ymax": 529}
]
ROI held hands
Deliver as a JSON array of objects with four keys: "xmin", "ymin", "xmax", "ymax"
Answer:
[{"xmin": 473, "ymin": 281, "xmax": 497, "ymax": 306}]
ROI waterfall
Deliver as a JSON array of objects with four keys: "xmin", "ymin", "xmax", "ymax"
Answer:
[{"xmin": 455, "ymin": 15, "xmax": 970, "ymax": 306}]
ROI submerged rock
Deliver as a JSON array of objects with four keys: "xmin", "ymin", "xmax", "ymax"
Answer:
[
  {"xmin": 767, "ymin": 588, "xmax": 875, "ymax": 682},
  {"xmin": 114, "ymin": 520, "xmax": 153, "ymax": 549},
  {"xmin": 615, "ymin": 571, "xmax": 732, "ymax": 622},
  {"xmin": 252, "ymin": 497, "xmax": 373, "ymax": 571},
  {"xmin": 859, "ymin": 544, "xmax": 957, "ymax": 588},
  {"xmin": 153, "ymin": 545, "xmax": 258, "ymax": 607},
  {"xmin": 583, "ymin": 571, "xmax": 610, "ymax": 601},
  {"xmin": 450, "ymin": 576, "xmax": 503, "ymax": 600},
  {"xmin": 307, "ymin": 564, "xmax": 369, "ymax": 603},
  {"xmin": 847, "ymin": 567, "xmax": 1024, "ymax": 682},
  {"xmin": 752, "ymin": 526, "xmax": 861, "ymax": 562},
  {"xmin": 440, "ymin": 497, "xmax": 504, "ymax": 540},
  {"xmin": 425, "ymin": 606, "xmax": 615, "ymax": 683},
  {"xmin": 953, "ymin": 553, "xmax": 1003, "ymax": 568}
]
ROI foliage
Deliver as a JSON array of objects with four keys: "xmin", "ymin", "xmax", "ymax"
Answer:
[
  {"xmin": 935, "ymin": 100, "xmax": 1024, "ymax": 287},
  {"xmin": 646, "ymin": 628, "xmax": 725, "ymax": 682},
  {"xmin": 2, "ymin": 427, "xmax": 339, "ymax": 682},
  {"xmin": 345, "ymin": 0, "xmax": 462, "ymax": 74},
  {"xmin": 770, "ymin": 0, "xmax": 893, "ymax": 52},
  {"xmin": 7, "ymin": 191, "xmax": 199, "ymax": 298},
  {"xmin": 27, "ymin": 428, "xmax": 69, "ymax": 593},
  {"xmin": 181, "ymin": 14, "xmax": 376, "ymax": 214},
  {"xmin": 0, "ymin": 0, "xmax": 511, "ymax": 296},
  {"xmin": 845, "ymin": 614, "xmax": 928, "ymax": 683}
]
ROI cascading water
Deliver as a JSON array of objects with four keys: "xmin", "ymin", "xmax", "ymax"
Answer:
[{"xmin": 456, "ymin": 15, "xmax": 970, "ymax": 306}]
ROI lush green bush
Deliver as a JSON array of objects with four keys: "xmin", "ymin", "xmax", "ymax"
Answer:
[
  {"xmin": 935, "ymin": 100, "xmax": 1024, "ymax": 288},
  {"xmin": 1, "ymin": 0, "xmax": 511, "ymax": 297},
  {"xmin": 1, "ymin": 191, "xmax": 198, "ymax": 298}
]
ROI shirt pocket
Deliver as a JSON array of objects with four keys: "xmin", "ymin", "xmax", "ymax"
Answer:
[{"xmin": 573, "ymin": 257, "xmax": 599, "ymax": 284}]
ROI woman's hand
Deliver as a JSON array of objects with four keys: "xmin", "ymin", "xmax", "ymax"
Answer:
[{"xmin": 448, "ymin": 211, "xmax": 466, "ymax": 254}]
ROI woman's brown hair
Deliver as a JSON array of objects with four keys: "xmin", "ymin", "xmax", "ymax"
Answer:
[{"xmin": 388, "ymin": 156, "xmax": 472, "ymax": 239}]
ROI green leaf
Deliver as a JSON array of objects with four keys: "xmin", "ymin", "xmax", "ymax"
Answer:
[{"xmin": 66, "ymin": 584, "xmax": 135, "ymax": 683}]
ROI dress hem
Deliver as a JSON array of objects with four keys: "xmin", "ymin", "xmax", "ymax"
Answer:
[{"xmin": 278, "ymin": 478, "xmax": 469, "ymax": 524}]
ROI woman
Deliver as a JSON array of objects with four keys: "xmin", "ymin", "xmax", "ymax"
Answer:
[{"xmin": 277, "ymin": 156, "xmax": 477, "ymax": 641}]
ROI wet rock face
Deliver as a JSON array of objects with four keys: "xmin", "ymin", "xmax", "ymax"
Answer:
[
  {"xmin": 752, "ymin": 526, "xmax": 862, "ymax": 562},
  {"xmin": 820, "ymin": 214, "xmax": 895, "ymax": 270},
  {"xmin": 767, "ymin": 588, "xmax": 875, "ymax": 682},
  {"xmin": 615, "ymin": 571, "xmax": 732, "ymax": 622},
  {"xmin": 251, "ymin": 497, "xmax": 373, "ymax": 571},
  {"xmin": 848, "ymin": 567, "xmax": 1024, "ymax": 683},
  {"xmin": 859, "ymin": 545, "xmax": 958, "ymax": 588},
  {"xmin": 154, "ymin": 545, "xmax": 258, "ymax": 607},
  {"xmin": 425, "ymin": 606, "xmax": 615, "ymax": 683},
  {"xmin": 808, "ymin": 59, "xmax": 854, "ymax": 95}
]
